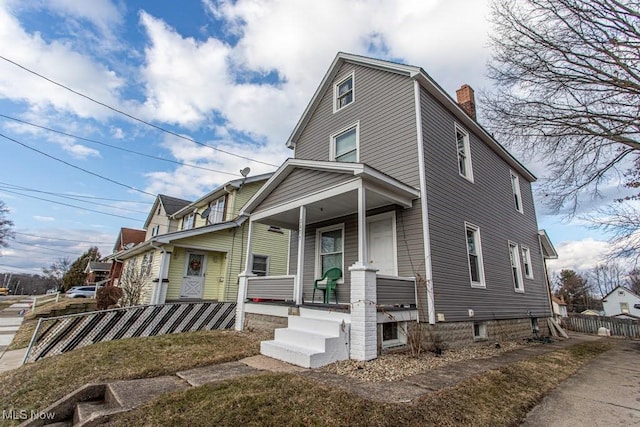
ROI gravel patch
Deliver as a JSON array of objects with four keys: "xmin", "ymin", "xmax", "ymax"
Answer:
[{"xmin": 322, "ymin": 340, "xmax": 533, "ymax": 382}]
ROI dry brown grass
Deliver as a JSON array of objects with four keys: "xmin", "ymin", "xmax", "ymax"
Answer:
[
  {"xmin": 0, "ymin": 330, "xmax": 263, "ymax": 417},
  {"xmin": 111, "ymin": 341, "xmax": 613, "ymax": 427}
]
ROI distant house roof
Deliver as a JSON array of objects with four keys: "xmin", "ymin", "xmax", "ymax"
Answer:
[
  {"xmin": 601, "ymin": 285, "xmax": 640, "ymax": 301},
  {"xmin": 113, "ymin": 227, "xmax": 146, "ymax": 253},
  {"xmin": 581, "ymin": 309, "xmax": 602, "ymax": 316},
  {"xmin": 84, "ymin": 261, "xmax": 111, "ymax": 273}
]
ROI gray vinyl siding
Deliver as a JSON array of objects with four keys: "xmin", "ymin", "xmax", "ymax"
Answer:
[
  {"xmin": 256, "ymin": 169, "xmax": 354, "ymax": 212},
  {"xmin": 295, "ymin": 62, "xmax": 421, "ymax": 187},
  {"xmin": 246, "ymin": 276, "xmax": 295, "ymax": 300},
  {"xmin": 300, "ymin": 205, "xmax": 424, "ymax": 304},
  {"xmin": 421, "ymin": 87, "xmax": 551, "ymax": 322}
]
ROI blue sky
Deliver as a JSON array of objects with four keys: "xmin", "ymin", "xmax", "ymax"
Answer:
[{"xmin": 0, "ymin": 0, "xmax": 626, "ymax": 277}]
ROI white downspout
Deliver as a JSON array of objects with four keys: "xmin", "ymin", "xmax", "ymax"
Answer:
[{"xmin": 414, "ymin": 79, "xmax": 436, "ymax": 324}]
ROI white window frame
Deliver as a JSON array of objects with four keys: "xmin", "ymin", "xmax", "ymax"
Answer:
[
  {"xmin": 251, "ymin": 254, "xmax": 269, "ymax": 277},
  {"xmin": 455, "ymin": 124, "xmax": 473, "ymax": 182},
  {"xmin": 509, "ymin": 241, "xmax": 525, "ymax": 292},
  {"xmin": 465, "ymin": 222, "xmax": 486, "ymax": 288},
  {"xmin": 207, "ymin": 196, "xmax": 226, "ymax": 225},
  {"xmin": 521, "ymin": 246, "xmax": 533, "ymax": 279},
  {"xmin": 315, "ymin": 223, "xmax": 345, "ymax": 281},
  {"xmin": 151, "ymin": 225, "xmax": 160, "ymax": 237},
  {"xmin": 620, "ymin": 302, "xmax": 630, "ymax": 313},
  {"xmin": 182, "ymin": 212, "xmax": 195, "ymax": 230},
  {"xmin": 473, "ymin": 322, "xmax": 488, "ymax": 341},
  {"xmin": 510, "ymin": 171, "xmax": 523, "ymax": 213},
  {"xmin": 330, "ymin": 122, "xmax": 359, "ymax": 163},
  {"xmin": 333, "ymin": 71, "xmax": 355, "ymax": 113}
]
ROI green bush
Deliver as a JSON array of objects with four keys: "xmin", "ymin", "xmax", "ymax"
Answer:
[{"xmin": 96, "ymin": 286, "xmax": 123, "ymax": 310}]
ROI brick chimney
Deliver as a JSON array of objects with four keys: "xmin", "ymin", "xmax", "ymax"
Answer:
[{"xmin": 456, "ymin": 84, "xmax": 476, "ymax": 120}]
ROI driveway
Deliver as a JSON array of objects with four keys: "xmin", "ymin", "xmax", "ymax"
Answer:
[{"xmin": 521, "ymin": 339, "xmax": 640, "ymax": 426}]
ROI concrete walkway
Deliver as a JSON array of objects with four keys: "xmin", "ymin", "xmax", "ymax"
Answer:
[
  {"xmin": 521, "ymin": 339, "xmax": 640, "ymax": 426},
  {"xmin": 0, "ymin": 299, "xmax": 31, "ymax": 372}
]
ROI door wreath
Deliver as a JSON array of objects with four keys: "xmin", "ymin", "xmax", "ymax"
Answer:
[{"xmin": 190, "ymin": 259, "xmax": 201, "ymax": 271}]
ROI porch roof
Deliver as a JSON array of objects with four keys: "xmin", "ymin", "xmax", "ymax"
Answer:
[{"xmin": 241, "ymin": 159, "xmax": 420, "ymax": 229}]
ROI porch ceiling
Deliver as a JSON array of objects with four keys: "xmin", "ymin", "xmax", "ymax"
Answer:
[{"xmin": 252, "ymin": 185, "xmax": 411, "ymax": 229}]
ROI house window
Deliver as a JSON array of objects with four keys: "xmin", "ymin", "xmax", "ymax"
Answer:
[
  {"xmin": 465, "ymin": 223, "xmax": 485, "ymax": 288},
  {"xmin": 521, "ymin": 246, "xmax": 533, "ymax": 279},
  {"xmin": 207, "ymin": 196, "xmax": 226, "ymax": 225},
  {"xmin": 316, "ymin": 224, "xmax": 344, "ymax": 277},
  {"xmin": 182, "ymin": 213, "xmax": 195, "ymax": 230},
  {"xmin": 456, "ymin": 125, "xmax": 473, "ymax": 181},
  {"xmin": 473, "ymin": 322, "xmax": 488, "ymax": 340},
  {"xmin": 509, "ymin": 242, "xmax": 524, "ymax": 292},
  {"xmin": 251, "ymin": 255, "xmax": 269, "ymax": 276},
  {"xmin": 151, "ymin": 225, "xmax": 160, "ymax": 237},
  {"xmin": 621, "ymin": 302, "xmax": 630, "ymax": 313},
  {"xmin": 334, "ymin": 73, "xmax": 354, "ymax": 112},
  {"xmin": 331, "ymin": 124, "xmax": 358, "ymax": 162},
  {"xmin": 511, "ymin": 171, "xmax": 523, "ymax": 213}
]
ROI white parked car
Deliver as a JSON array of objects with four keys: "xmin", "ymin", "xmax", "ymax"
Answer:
[{"xmin": 66, "ymin": 286, "xmax": 96, "ymax": 298}]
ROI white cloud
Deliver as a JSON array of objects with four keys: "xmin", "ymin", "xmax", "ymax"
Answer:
[
  {"xmin": 33, "ymin": 216, "xmax": 55, "ymax": 222},
  {"xmin": 547, "ymin": 238, "xmax": 611, "ymax": 274}
]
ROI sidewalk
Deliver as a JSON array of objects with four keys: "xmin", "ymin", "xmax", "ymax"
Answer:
[
  {"xmin": 521, "ymin": 339, "xmax": 640, "ymax": 426},
  {"xmin": 0, "ymin": 299, "xmax": 31, "ymax": 372}
]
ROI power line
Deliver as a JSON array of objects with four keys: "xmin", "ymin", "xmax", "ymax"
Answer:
[
  {"xmin": 0, "ymin": 131, "xmax": 156, "ymax": 197},
  {"xmin": 0, "ymin": 55, "xmax": 279, "ymax": 167},
  {"xmin": 11, "ymin": 240, "xmax": 85, "ymax": 256},
  {"xmin": 0, "ymin": 114, "xmax": 242, "ymax": 177},
  {"xmin": 0, "ymin": 263, "xmax": 45, "ymax": 272},
  {"xmin": 13, "ymin": 231, "xmax": 112, "ymax": 244},
  {"xmin": 0, "ymin": 183, "xmax": 149, "ymax": 214},
  {"xmin": 0, "ymin": 188, "xmax": 142, "ymax": 222}
]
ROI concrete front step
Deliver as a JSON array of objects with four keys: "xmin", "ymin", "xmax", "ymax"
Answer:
[{"xmin": 260, "ymin": 315, "xmax": 350, "ymax": 368}]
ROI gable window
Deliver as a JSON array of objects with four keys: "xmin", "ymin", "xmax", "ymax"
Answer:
[
  {"xmin": 316, "ymin": 224, "xmax": 344, "ymax": 277},
  {"xmin": 251, "ymin": 255, "xmax": 269, "ymax": 276},
  {"xmin": 521, "ymin": 246, "xmax": 533, "ymax": 279},
  {"xmin": 151, "ymin": 225, "xmax": 160, "ymax": 237},
  {"xmin": 334, "ymin": 73, "xmax": 354, "ymax": 112},
  {"xmin": 509, "ymin": 242, "xmax": 524, "ymax": 292},
  {"xmin": 182, "ymin": 213, "xmax": 195, "ymax": 230},
  {"xmin": 465, "ymin": 222, "xmax": 485, "ymax": 288},
  {"xmin": 331, "ymin": 124, "xmax": 358, "ymax": 162},
  {"xmin": 456, "ymin": 125, "xmax": 473, "ymax": 181},
  {"xmin": 207, "ymin": 196, "xmax": 226, "ymax": 225},
  {"xmin": 621, "ymin": 302, "xmax": 630, "ymax": 313},
  {"xmin": 511, "ymin": 171, "xmax": 523, "ymax": 213}
]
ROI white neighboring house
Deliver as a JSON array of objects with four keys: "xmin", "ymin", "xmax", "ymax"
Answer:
[
  {"xmin": 602, "ymin": 286, "xmax": 640, "ymax": 319},
  {"xmin": 551, "ymin": 296, "xmax": 568, "ymax": 319}
]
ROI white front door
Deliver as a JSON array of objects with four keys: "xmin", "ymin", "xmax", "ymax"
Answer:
[
  {"xmin": 367, "ymin": 212, "xmax": 397, "ymax": 276},
  {"xmin": 181, "ymin": 252, "xmax": 206, "ymax": 299}
]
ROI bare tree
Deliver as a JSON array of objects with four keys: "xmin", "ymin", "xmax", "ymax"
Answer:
[
  {"xmin": 484, "ymin": 0, "xmax": 640, "ymax": 213},
  {"xmin": 591, "ymin": 204, "xmax": 640, "ymax": 258},
  {"xmin": 588, "ymin": 262, "xmax": 626, "ymax": 297},
  {"xmin": 0, "ymin": 200, "xmax": 14, "ymax": 251},
  {"xmin": 119, "ymin": 261, "xmax": 151, "ymax": 307},
  {"xmin": 42, "ymin": 257, "xmax": 72, "ymax": 291}
]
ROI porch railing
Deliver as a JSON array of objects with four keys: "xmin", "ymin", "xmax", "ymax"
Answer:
[
  {"xmin": 246, "ymin": 275, "xmax": 295, "ymax": 302},
  {"xmin": 376, "ymin": 275, "xmax": 417, "ymax": 307}
]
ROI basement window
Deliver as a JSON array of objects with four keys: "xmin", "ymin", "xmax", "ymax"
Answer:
[
  {"xmin": 530, "ymin": 317, "xmax": 539, "ymax": 333},
  {"xmin": 473, "ymin": 322, "xmax": 487, "ymax": 341},
  {"xmin": 381, "ymin": 321, "xmax": 407, "ymax": 349}
]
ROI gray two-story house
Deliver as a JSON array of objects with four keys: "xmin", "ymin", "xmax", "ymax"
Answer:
[{"xmin": 234, "ymin": 52, "xmax": 553, "ymax": 368}]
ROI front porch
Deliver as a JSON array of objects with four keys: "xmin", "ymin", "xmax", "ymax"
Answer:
[{"xmin": 234, "ymin": 160, "xmax": 422, "ymax": 366}]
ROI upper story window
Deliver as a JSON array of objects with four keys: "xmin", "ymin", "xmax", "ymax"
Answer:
[
  {"xmin": 330, "ymin": 123, "xmax": 359, "ymax": 163},
  {"xmin": 182, "ymin": 212, "xmax": 195, "ymax": 230},
  {"xmin": 465, "ymin": 222, "xmax": 485, "ymax": 288},
  {"xmin": 456, "ymin": 125, "xmax": 473, "ymax": 182},
  {"xmin": 334, "ymin": 72, "xmax": 354, "ymax": 112},
  {"xmin": 521, "ymin": 246, "xmax": 533, "ymax": 279},
  {"xmin": 207, "ymin": 196, "xmax": 226, "ymax": 225},
  {"xmin": 511, "ymin": 171, "xmax": 523, "ymax": 213},
  {"xmin": 509, "ymin": 241, "xmax": 524, "ymax": 292},
  {"xmin": 151, "ymin": 225, "xmax": 160, "ymax": 237}
]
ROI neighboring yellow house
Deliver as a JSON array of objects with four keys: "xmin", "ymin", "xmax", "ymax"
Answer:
[{"xmin": 115, "ymin": 173, "xmax": 290, "ymax": 304}]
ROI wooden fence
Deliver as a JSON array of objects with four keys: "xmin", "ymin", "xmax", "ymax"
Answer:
[{"xmin": 562, "ymin": 314, "xmax": 640, "ymax": 338}]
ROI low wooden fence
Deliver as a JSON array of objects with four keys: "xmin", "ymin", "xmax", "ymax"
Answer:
[
  {"xmin": 23, "ymin": 301, "xmax": 236, "ymax": 363},
  {"xmin": 562, "ymin": 314, "xmax": 640, "ymax": 338}
]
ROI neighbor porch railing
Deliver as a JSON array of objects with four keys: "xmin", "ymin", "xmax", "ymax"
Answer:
[
  {"xmin": 376, "ymin": 275, "xmax": 417, "ymax": 307},
  {"xmin": 246, "ymin": 275, "xmax": 295, "ymax": 302}
]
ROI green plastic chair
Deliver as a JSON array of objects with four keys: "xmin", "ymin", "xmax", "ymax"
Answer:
[{"xmin": 312, "ymin": 268, "xmax": 342, "ymax": 304}]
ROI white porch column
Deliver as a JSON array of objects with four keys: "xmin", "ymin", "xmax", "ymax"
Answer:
[
  {"xmin": 294, "ymin": 206, "xmax": 306, "ymax": 305},
  {"xmin": 236, "ymin": 220, "xmax": 256, "ymax": 331},
  {"xmin": 157, "ymin": 251, "xmax": 171, "ymax": 304},
  {"xmin": 350, "ymin": 184, "xmax": 378, "ymax": 361}
]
